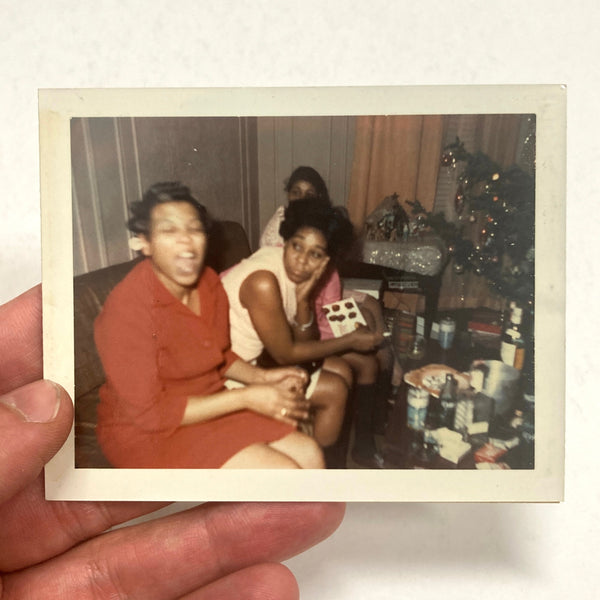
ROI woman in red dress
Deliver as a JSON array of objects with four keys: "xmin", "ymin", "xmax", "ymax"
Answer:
[{"xmin": 94, "ymin": 182, "xmax": 323, "ymax": 469}]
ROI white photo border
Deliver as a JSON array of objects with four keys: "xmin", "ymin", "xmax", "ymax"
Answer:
[{"xmin": 41, "ymin": 85, "xmax": 565, "ymax": 502}]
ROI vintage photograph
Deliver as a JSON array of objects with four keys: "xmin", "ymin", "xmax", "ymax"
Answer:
[{"xmin": 41, "ymin": 86, "xmax": 565, "ymax": 501}]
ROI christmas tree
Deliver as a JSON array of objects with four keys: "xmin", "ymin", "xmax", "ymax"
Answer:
[{"xmin": 407, "ymin": 137, "xmax": 535, "ymax": 307}]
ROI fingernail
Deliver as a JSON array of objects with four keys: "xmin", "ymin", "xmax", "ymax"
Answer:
[{"xmin": 0, "ymin": 380, "xmax": 61, "ymax": 423}]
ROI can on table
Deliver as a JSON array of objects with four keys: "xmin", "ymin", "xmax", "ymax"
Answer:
[
  {"xmin": 407, "ymin": 386, "xmax": 430, "ymax": 430},
  {"xmin": 439, "ymin": 316, "xmax": 456, "ymax": 349}
]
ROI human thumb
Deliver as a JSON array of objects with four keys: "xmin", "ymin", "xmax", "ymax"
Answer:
[{"xmin": 0, "ymin": 380, "xmax": 72, "ymax": 504}]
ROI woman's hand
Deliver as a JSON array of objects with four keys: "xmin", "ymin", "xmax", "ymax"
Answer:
[
  {"xmin": 260, "ymin": 366, "xmax": 309, "ymax": 391},
  {"xmin": 246, "ymin": 381, "xmax": 311, "ymax": 427},
  {"xmin": 223, "ymin": 362, "xmax": 308, "ymax": 397},
  {"xmin": 295, "ymin": 256, "xmax": 329, "ymax": 306},
  {"xmin": 346, "ymin": 325, "xmax": 385, "ymax": 353},
  {"xmin": 0, "ymin": 286, "xmax": 345, "ymax": 599}
]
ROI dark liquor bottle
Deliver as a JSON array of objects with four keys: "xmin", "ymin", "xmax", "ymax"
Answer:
[
  {"xmin": 419, "ymin": 387, "xmax": 445, "ymax": 462},
  {"xmin": 439, "ymin": 373, "xmax": 458, "ymax": 429},
  {"xmin": 425, "ymin": 393, "xmax": 444, "ymax": 431}
]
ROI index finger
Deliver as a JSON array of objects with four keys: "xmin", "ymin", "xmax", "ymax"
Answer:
[
  {"xmin": 0, "ymin": 286, "xmax": 43, "ymax": 395},
  {"xmin": 3, "ymin": 502, "xmax": 346, "ymax": 598},
  {"xmin": 280, "ymin": 366, "xmax": 308, "ymax": 383}
]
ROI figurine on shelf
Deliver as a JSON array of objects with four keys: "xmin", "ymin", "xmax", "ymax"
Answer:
[{"xmin": 364, "ymin": 193, "xmax": 411, "ymax": 242}]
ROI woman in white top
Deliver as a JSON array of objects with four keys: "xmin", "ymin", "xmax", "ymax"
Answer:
[
  {"xmin": 257, "ymin": 167, "xmax": 395, "ymax": 468},
  {"xmin": 222, "ymin": 199, "xmax": 383, "ymax": 459}
]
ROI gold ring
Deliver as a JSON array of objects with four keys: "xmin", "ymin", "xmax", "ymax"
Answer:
[{"xmin": 281, "ymin": 408, "xmax": 287, "ymax": 417}]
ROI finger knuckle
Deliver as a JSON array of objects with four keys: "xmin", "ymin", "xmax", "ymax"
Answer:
[{"xmin": 83, "ymin": 555, "xmax": 127, "ymax": 599}]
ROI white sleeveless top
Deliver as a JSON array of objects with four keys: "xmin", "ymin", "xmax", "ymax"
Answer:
[
  {"xmin": 220, "ymin": 246, "xmax": 297, "ymax": 362},
  {"xmin": 258, "ymin": 205, "xmax": 285, "ymax": 248}
]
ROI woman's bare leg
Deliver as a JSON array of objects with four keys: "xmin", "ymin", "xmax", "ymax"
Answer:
[
  {"xmin": 269, "ymin": 431, "xmax": 325, "ymax": 469},
  {"xmin": 341, "ymin": 351, "xmax": 378, "ymax": 384},
  {"xmin": 221, "ymin": 432, "xmax": 324, "ymax": 469},
  {"xmin": 308, "ymin": 360, "xmax": 349, "ymax": 447},
  {"xmin": 321, "ymin": 355, "xmax": 353, "ymax": 387},
  {"xmin": 221, "ymin": 442, "xmax": 301, "ymax": 469}
]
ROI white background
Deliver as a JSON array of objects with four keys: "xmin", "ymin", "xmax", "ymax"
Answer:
[{"xmin": 1, "ymin": 2, "xmax": 596, "ymax": 598}]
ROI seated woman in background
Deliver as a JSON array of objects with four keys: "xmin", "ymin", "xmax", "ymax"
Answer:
[
  {"xmin": 222, "ymin": 197, "xmax": 384, "ymax": 467},
  {"xmin": 259, "ymin": 166, "xmax": 396, "ymax": 467},
  {"xmin": 94, "ymin": 181, "xmax": 323, "ymax": 469}
]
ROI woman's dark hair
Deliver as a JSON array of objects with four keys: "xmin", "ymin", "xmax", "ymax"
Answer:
[
  {"xmin": 127, "ymin": 181, "xmax": 212, "ymax": 236},
  {"xmin": 279, "ymin": 198, "xmax": 354, "ymax": 261},
  {"xmin": 284, "ymin": 166, "xmax": 330, "ymax": 203}
]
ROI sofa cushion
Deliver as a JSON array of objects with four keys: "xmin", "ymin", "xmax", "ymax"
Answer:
[
  {"xmin": 74, "ymin": 257, "xmax": 142, "ymax": 398},
  {"xmin": 74, "ymin": 388, "xmax": 112, "ymax": 468},
  {"xmin": 206, "ymin": 220, "xmax": 252, "ymax": 273}
]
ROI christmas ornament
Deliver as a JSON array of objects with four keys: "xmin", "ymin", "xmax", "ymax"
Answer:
[
  {"xmin": 454, "ymin": 183, "xmax": 465, "ymax": 214},
  {"xmin": 441, "ymin": 151, "xmax": 455, "ymax": 167}
]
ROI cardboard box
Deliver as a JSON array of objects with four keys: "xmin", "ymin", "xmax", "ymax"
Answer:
[{"xmin": 341, "ymin": 277, "xmax": 383, "ymax": 300}]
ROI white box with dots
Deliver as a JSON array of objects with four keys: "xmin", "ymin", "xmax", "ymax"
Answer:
[{"xmin": 321, "ymin": 297, "xmax": 367, "ymax": 337}]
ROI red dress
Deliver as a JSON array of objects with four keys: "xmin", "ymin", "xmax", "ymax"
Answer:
[{"xmin": 94, "ymin": 259, "xmax": 293, "ymax": 468}]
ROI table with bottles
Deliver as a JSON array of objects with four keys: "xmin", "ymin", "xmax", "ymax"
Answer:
[{"xmin": 381, "ymin": 307, "xmax": 535, "ymax": 470}]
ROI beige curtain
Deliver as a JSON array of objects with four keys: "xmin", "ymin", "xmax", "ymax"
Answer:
[
  {"xmin": 347, "ymin": 115, "xmax": 445, "ymax": 229},
  {"xmin": 476, "ymin": 114, "xmax": 523, "ymax": 168}
]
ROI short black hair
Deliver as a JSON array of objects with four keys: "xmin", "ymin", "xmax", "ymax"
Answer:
[
  {"xmin": 284, "ymin": 166, "xmax": 330, "ymax": 202},
  {"xmin": 127, "ymin": 182, "xmax": 212, "ymax": 236},
  {"xmin": 279, "ymin": 198, "xmax": 354, "ymax": 260}
]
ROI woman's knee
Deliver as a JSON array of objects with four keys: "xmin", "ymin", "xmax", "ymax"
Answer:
[
  {"xmin": 271, "ymin": 432, "xmax": 325, "ymax": 469},
  {"xmin": 323, "ymin": 355, "xmax": 353, "ymax": 387},
  {"xmin": 301, "ymin": 435, "xmax": 326, "ymax": 469},
  {"xmin": 361, "ymin": 295, "xmax": 385, "ymax": 330},
  {"xmin": 222, "ymin": 443, "xmax": 300, "ymax": 469},
  {"xmin": 315, "ymin": 370, "xmax": 349, "ymax": 410},
  {"xmin": 345, "ymin": 352, "xmax": 379, "ymax": 383}
]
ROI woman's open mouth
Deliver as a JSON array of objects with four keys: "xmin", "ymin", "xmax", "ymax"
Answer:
[{"xmin": 174, "ymin": 251, "xmax": 199, "ymax": 275}]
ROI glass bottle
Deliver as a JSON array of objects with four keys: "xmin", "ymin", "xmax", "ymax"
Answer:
[
  {"xmin": 454, "ymin": 386, "xmax": 475, "ymax": 441},
  {"xmin": 501, "ymin": 305, "xmax": 525, "ymax": 369},
  {"xmin": 439, "ymin": 373, "xmax": 458, "ymax": 429},
  {"xmin": 424, "ymin": 392, "xmax": 444, "ymax": 431}
]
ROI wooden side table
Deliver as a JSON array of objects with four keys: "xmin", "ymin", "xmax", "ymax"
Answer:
[{"xmin": 381, "ymin": 270, "xmax": 443, "ymax": 339}]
